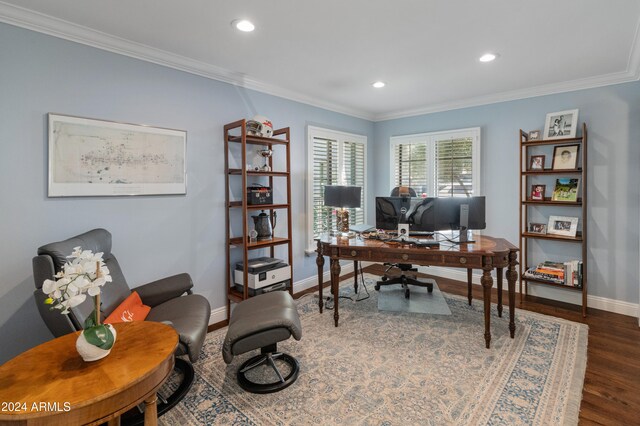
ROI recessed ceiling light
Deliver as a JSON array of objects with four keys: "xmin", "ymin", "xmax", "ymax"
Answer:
[
  {"xmin": 372, "ymin": 81, "xmax": 386, "ymax": 88},
  {"xmin": 479, "ymin": 53, "xmax": 498, "ymax": 62},
  {"xmin": 232, "ymin": 19, "xmax": 255, "ymax": 32}
]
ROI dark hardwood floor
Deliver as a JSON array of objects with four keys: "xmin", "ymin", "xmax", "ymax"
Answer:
[{"xmin": 215, "ymin": 265, "xmax": 640, "ymax": 425}]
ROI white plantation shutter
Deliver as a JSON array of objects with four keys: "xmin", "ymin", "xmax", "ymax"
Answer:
[
  {"xmin": 435, "ymin": 136, "xmax": 474, "ymax": 197},
  {"xmin": 391, "ymin": 128, "xmax": 480, "ymax": 198},
  {"xmin": 343, "ymin": 140, "xmax": 365, "ymax": 226},
  {"xmin": 308, "ymin": 127, "xmax": 367, "ymax": 245},
  {"xmin": 312, "ymin": 136, "xmax": 339, "ymax": 236},
  {"xmin": 393, "ymin": 142, "xmax": 429, "ymax": 196}
]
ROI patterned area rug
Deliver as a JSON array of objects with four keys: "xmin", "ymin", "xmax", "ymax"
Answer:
[{"xmin": 161, "ymin": 275, "xmax": 588, "ymax": 425}]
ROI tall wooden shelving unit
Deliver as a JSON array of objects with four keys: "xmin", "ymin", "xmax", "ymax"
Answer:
[
  {"xmin": 519, "ymin": 123, "xmax": 588, "ymax": 317},
  {"xmin": 224, "ymin": 119, "xmax": 293, "ymax": 319}
]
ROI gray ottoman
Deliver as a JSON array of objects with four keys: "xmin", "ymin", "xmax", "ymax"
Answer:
[{"xmin": 222, "ymin": 291, "xmax": 302, "ymax": 393}]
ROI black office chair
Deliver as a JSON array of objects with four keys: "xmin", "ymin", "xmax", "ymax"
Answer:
[{"xmin": 375, "ymin": 186, "xmax": 435, "ymax": 299}]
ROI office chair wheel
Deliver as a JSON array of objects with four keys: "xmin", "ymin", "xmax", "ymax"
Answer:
[
  {"xmin": 404, "ymin": 288, "xmax": 410, "ymax": 299},
  {"xmin": 381, "ymin": 276, "xmax": 388, "ymax": 282}
]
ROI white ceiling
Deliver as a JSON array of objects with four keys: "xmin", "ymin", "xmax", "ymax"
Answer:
[{"xmin": 1, "ymin": 0, "xmax": 640, "ymax": 121}]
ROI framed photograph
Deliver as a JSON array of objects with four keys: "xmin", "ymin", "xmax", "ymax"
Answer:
[
  {"xmin": 528, "ymin": 130, "xmax": 541, "ymax": 141},
  {"xmin": 530, "ymin": 184, "xmax": 546, "ymax": 200},
  {"xmin": 529, "ymin": 155, "xmax": 545, "ymax": 170},
  {"xmin": 48, "ymin": 113, "xmax": 187, "ymax": 197},
  {"xmin": 528, "ymin": 223, "xmax": 547, "ymax": 234},
  {"xmin": 543, "ymin": 109, "xmax": 579, "ymax": 140},
  {"xmin": 547, "ymin": 215, "xmax": 579, "ymax": 237},
  {"xmin": 552, "ymin": 178, "xmax": 579, "ymax": 202},
  {"xmin": 551, "ymin": 144, "xmax": 579, "ymax": 170}
]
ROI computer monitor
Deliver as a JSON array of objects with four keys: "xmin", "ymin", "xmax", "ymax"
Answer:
[{"xmin": 375, "ymin": 196, "xmax": 486, "ymax": 236}]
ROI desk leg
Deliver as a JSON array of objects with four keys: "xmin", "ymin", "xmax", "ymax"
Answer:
[
  {"xmin": 144, "ymin": 393, "xmax": 158, "ymax": 426},
  {"xmin": 481, "ymin": 257, "xmax": 493, "ymax": 349},
  {"xmin": 496, "ymin": 267, "xmax": 503, "ymax": 318},
  {"xmin": 507, "ymin": 250, "xmax": 518, "ymax": 339},
  {"xmin": 466, "ymin": 268, "xmax": 472, "ymax": 305},
  {"xmin": 353, "ymin": 261, "xmax": 359, "ymax": 294},
  {"xmin": 316, "ymin": 241, "xmax": 324, "ymax": 313},
  {"xmin": 331, "ymin": 258, "xmax": 341, "ymax": 327}
]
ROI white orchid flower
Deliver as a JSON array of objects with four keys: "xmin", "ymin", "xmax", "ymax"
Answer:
[{"xmin": 42, "ymin": 247, "xmax": 113, "ymax": 316}]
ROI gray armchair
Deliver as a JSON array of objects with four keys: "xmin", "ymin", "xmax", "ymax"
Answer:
[{"xmin": 32, "ymin": 228, "xmax": 211, "ymax": 421}]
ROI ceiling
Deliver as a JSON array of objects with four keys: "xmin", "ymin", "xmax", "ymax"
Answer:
[{"xmin": 1, "ymin": 0, "xmax": 640, "ymax": 121}]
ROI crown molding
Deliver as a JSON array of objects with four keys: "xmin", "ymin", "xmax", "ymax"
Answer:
[
  {"xmin": 1, "ymin": 1, "xmax": 639, "ymax": 123},
  {"xmin": 374, "ymin": 69, "xmax": 640, "ymax": 122},
  {"xmin": 0, "ymin": 1, "xmax": 375, "ymax": 121}
]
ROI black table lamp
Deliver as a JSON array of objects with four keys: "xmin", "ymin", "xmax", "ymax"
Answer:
[{"xmin": 324, "ymin": 185, "xmax": 361, "ymax": 237}]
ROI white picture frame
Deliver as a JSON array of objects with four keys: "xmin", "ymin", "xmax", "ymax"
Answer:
[
  {"xmin": 547, "ymin": 215, "xmax": 579, "ymax": 237},
  {"xmin": 48, "ymin": 113, "xmax": 186, "ymax": 197},
  {"xmin": 543, "ymin": 109, "xmax": 579, "ymax": 140}
]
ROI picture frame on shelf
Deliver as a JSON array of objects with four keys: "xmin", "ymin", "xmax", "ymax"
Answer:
[
  {"xmin": 552, "ymin": 177, "xmax": 579, "ymax": 202},
  {"xmin": 551, "ymin": 144, "xmax": 579, "ymax": 170},
  {"xmin": 543, "ymin": 109, "xmax": 579, "ymax": 140},
  {"xmin": 547, "ymin": 215, "xmax": 579, "ymax": 237},
  {"xmin": 528, "ymin": 130, "xmax": 541, "ymax": 141},
  {"xmin": 528, "ymin": 223, "xmax": 547, "ymax": 234},
  {"xmin": 530, "ymin": 184, "xmax": 546, "ymax": 200},
  {"xmin": 529, "ymin": 155, "xmax": 545, "ymax": 170}
]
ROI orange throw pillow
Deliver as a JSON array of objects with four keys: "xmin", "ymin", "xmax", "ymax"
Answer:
[{"xmin": 104, "ymin": 291, "xmax": 151, "ymax": 324}]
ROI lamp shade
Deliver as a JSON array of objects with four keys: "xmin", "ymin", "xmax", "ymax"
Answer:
[{"xmin": 324, "ymin": 185, "xmax": 361, "ymax": 208}]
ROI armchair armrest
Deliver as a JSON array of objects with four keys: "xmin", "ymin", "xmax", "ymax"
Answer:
[{"xmin": 132, "ymin": 273, "xmax": 193, "ymax": 307}]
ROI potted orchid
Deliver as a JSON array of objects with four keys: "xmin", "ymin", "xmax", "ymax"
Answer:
[{"xmin": 43, "ymin": 247, "xmax": 116, "ymax": 361}]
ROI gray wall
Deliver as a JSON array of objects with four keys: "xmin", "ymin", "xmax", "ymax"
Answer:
[
  {"xmin": 0, "ymin": 23, "xmax": 373, "ymax": 363},
  {"xmin": 373, "ymin": 83, "xmax": 640, "ymax": 306}
]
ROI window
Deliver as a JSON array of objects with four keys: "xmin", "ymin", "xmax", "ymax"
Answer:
[
  {"xmin": 307, "ymin": 126, "xmax": 367, "ymax": 249},
  {"xmin": 390, "ymin": 128, "xmax": 480, "ymax": 197}
]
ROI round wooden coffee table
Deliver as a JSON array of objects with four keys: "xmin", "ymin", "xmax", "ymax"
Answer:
[{"xmin": 0, "ymin": 321, "xmax": 178, "ymax": 425}]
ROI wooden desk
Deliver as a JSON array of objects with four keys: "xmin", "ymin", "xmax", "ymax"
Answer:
[
  {"xmin": 316, "ymin": 234, "xmax": 519, "ymax": 348},
  {"xmin": 0, "ymin": 321, "xmax": 178, "ymax": 426}
]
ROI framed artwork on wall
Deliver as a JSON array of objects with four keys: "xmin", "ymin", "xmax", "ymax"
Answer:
[
  {"xmin": 48, "ymin": 113, "xmax": 187, "ymax": 197},
  {"xmin": 543, "ymin": 109, "xmax": 579, "ymax": 140}
]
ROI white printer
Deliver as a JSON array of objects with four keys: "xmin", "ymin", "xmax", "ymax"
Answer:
[{"xmin": 234, "ymin": 257, "xmax": 291, "ymax": 295}]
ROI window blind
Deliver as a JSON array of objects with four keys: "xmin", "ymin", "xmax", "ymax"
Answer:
[
  {"xmin": 342, "ymin": 140, "xmax": 365, "ymax": 226},
  {"xmin": 435, "ymin": 137, "xmax": 474, "ymax": 197},
  {"xmin": 312, "ymin": 136, "xmax": 338, "ymax": 236}
]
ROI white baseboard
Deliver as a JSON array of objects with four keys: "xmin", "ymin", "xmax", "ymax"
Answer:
[
  {"xmin": 210, "ymin": 263, "xmax": 639, "ymax": 325},
  {"xmin": 209, "ymin": 305, "xmax": 227, "ymax": 326},
  {"xmin": 416, "ymin": 265, "xmax": 639, "ymax": 318}
]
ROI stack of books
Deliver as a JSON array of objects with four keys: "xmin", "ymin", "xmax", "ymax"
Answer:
[{"xmin": 524, "ymin": 260, "xmax": 583, "ymax": 287}]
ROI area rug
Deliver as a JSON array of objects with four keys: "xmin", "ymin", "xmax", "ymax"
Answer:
[{"xmin": 160, "ymin": 274, "xmax": 588, "ymax": 425}]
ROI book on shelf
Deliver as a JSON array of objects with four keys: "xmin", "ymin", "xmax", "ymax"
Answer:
[{"xmin": 524, "ymin": 260, "xmax": 583, "ymax": 287}]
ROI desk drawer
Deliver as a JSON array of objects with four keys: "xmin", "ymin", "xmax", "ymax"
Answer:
[
  {"xmin": 339, "ymin": 248, "xmax": 370, "ymax": 260},
  {"xmin": 441, "ymin": 254, "xmax": 482, "ymax": 268}
]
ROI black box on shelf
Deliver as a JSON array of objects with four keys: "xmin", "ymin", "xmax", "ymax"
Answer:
[{"xmin": 246, "ymin": 185, "xmax": 273, "ymax": 205}]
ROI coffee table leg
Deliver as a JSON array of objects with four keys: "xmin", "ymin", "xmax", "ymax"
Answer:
[
  {"xmin": 107, "ymin": 417, "xmax": 121, "ymax": 426},
  {"xmin": 316, "ymin": 241, "xmax": 324, "ymax": 313},
  {"xmin": 481, "ymin": 257, "xmax": 493, "ymax": 349},
  {"xmin": 144, "ymin": 394, "xmax": 158, "ymax": 426},
  {"xmin": 331, "ymin": 258, "xmax": 341, "ymax": 327},
  {"xmin": 507, "ymin": 250, "xmax": 518, "ymax": 339},
  {"xmin": 496, "ymin": 267, "xmax": 503, "ymax": 318}
]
